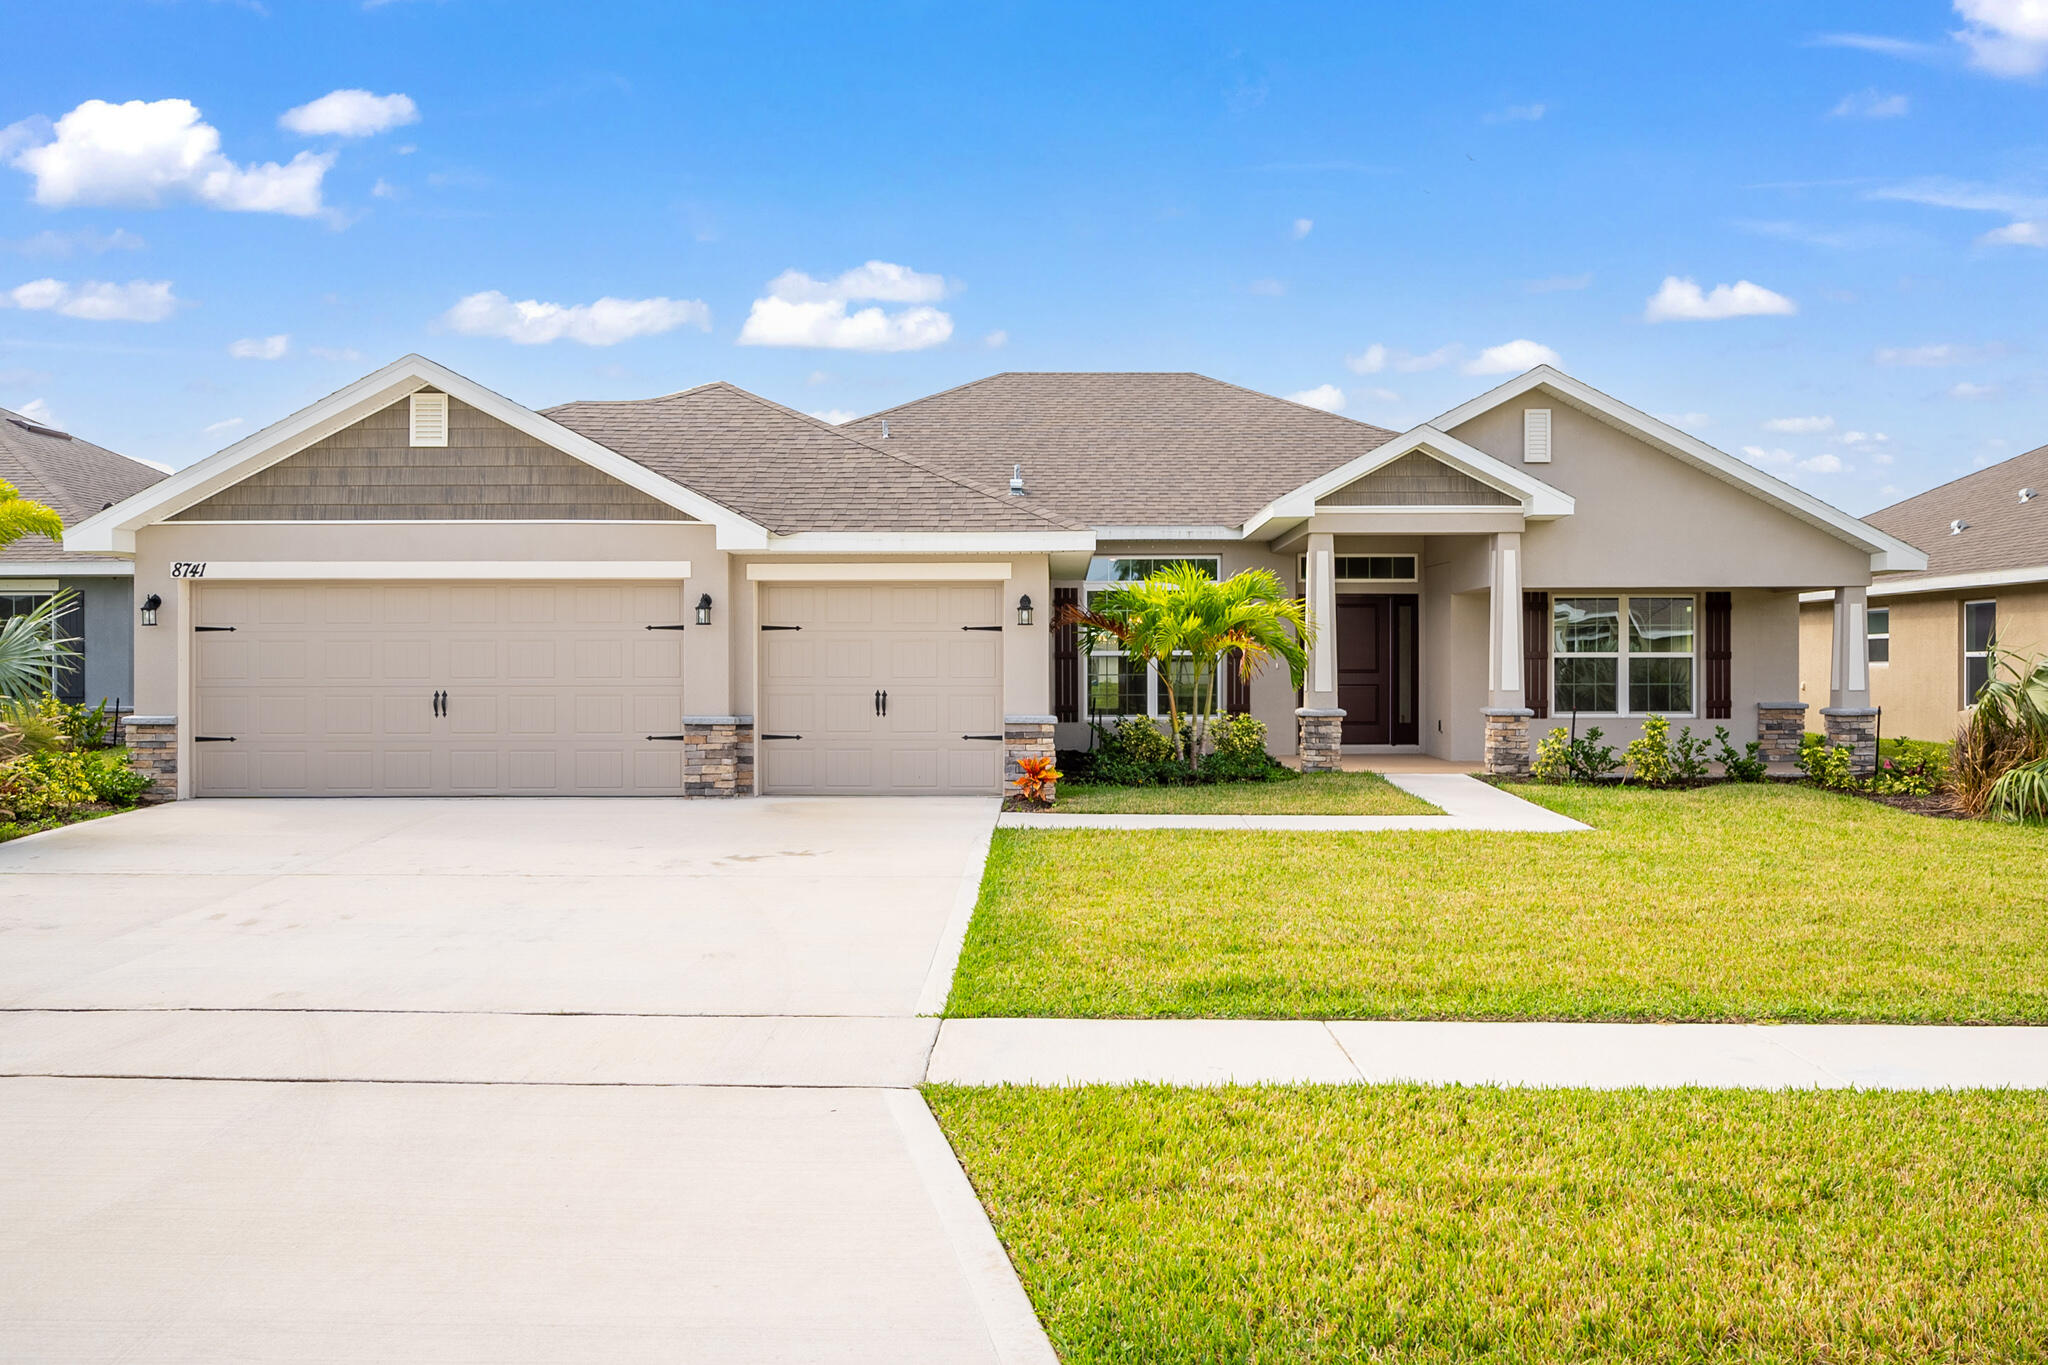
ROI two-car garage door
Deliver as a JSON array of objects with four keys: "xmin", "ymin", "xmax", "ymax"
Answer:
[{"xmin": 192, "ymin": 581, "xmax": 688, "ymax": 796}]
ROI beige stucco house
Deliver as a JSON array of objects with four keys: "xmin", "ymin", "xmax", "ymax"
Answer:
[
  {"xmin": 65, "ymin": 355, "xmax": 1921, "ymax": 799},
  {"xmin": 1799, "ymin": 441, "xmax": 2048, "ymax": 745}
]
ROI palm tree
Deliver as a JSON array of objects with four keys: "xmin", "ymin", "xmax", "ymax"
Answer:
[
  {"xmin": 0, "ymin": 478, "xmax": 76, "ymax": 701},
  {"xmin": 1061, "ymin": 563, "xmax": 1313, "ymax": 770}
]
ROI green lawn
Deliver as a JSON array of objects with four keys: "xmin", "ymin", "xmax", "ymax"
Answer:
[
  {"xmin": 930, "ymin": 1084, "xmax": 2048, "ymax": 1364},
  {"xmin": 1048, "ymin": 769, "xmax": 1441, "ymax": 815},
  {"xmin": 947, "ymin": 783, "xmax": 2048, "ymax": 1022}
]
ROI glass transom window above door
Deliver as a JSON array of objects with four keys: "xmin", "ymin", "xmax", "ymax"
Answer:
[{"xmin": 1550, "ymin": 594, "xmax": 1697, "ymax": 716}]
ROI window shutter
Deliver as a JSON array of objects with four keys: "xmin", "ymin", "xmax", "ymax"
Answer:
[
  {"xmin": 1053, "ymin": 586, "xmax": 1079, "ymax": 723},
  {"xmin": 1523, "ymin": 408, "xmax": 1552, "ymax": 463},
  {"xmin": 1522, "ymin": 590, "xmax": 1549, "ymax": 718},
  {"xmin": 1226, "ymin": 654, "xmax": 1251, "ymax": 715},
  {"xmin": 410, "ymin": 391, "xmax": 449, "ymax": 448},
  {"xmin": 1705, "ymin": 591, "xmax": 1732, "ymax": 719}
]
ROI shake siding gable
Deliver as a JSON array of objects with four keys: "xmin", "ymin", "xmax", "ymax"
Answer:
[
  {"xmin": 170, "ymin": 396, "xmax": 690, "ymax": 522},
  {"xmin": 1323, "ymin": 452, "xmax": 1518, "ymax": 507}
]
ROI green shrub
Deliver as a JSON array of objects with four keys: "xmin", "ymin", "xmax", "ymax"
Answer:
[
  {"xmin": 37, "ymin": 696, "xmax": 115, "ymax": 750},
  {"xmin": 0, "ymin": 697, "xmax": 66, "ymax": 759},
  {"xmin": 1532, "ymin": 727, "xmax": 1573, "ymax": 783},
  {"xmin": 1210, "ymin": 713, "xmax": 1268, "ymax": 762},
  {"xmin": 1989, "ymin": 757, "xmax": 2048, "ymax": 822},
  {"xmin": 1623, "ymin": 715, "xmax": 1674, "ymax": 786},
  {"xmin": 1532, "ymin": 725, "xmax": 1620, "ymax": 785},
  {"xmin": 1798, "ymin": 735, "xmax": 1856, "ymax": 791},
  {"xmin": 1108, "ymin": 716, "xmax": 1174, "ymax": 766},
  {"xmin": 1714, "ymin": 726, "xmax": 1768, "ymax": 782},
  {"xmin": 0, "ymin": 750, "xmax": 96, "ymax": 822},
  {"xmin": 84, "ymin": 749, "xmax": 151, "ymax": 806}
]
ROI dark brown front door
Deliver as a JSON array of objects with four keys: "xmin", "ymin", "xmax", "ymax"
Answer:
[{"xmin": 1336, "ymin": 593, "xmax": 1417, "ymax": 746}]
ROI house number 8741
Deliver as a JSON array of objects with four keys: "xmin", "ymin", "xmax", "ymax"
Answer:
[{"xmin": 171, "ymin": 561, "xmax": 208, "ymax": 579}]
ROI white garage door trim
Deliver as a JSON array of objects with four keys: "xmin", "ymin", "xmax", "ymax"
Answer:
[
  {"xmin": 746, "ymin": 561, "xmax": 1010, "ymax": 582},
  {"xmin": 174, "ymin": 560, "xmax": 692, "ymax": 581}
]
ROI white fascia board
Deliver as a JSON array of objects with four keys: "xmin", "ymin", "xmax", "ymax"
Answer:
[
  {"xmin": 1802, "ymin": 563, "xmax": 2048, "ymax": 602},
  {"xmin": 764, "ymin": 531, "xmax": 1095, "ymax": 553},
  {"xmin": 179, "ymin": 561, "xmax": 693, "ymax": 581},
  {"xmin": 746, "ymin": 561, "xmax": 1014, "ymax": 582},
  {"xmin": 0, "ymin": 559, "xmax": 134, "ymax": 577},
  {"xmin": 1240, "ymin": 425, "xmax": 1573, "ymax": 540},
  {"xmin": 1091, "ymin": 525, "xmax": 1246, "ymax": 541},
  {"xmin": 1428, "ymin": 366, "xmax": 1929, "ymax": 574},
  {"xmin": 63, "ymin": 354, "xmax": 772, "ymax": 555}
]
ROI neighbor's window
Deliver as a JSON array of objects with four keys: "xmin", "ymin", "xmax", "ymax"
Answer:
[
  {"xmin": 1551, "ymin": 594, "xmax": 1697, "ymax": 715},
  {"xmin": 1964, "ymin": 599, "xmax": 1997, "ymax": 703},
  {"xmin": 1082, "ymin": 556, "xmax": 1219, "ymax": 582},
  {"xmin": 1867, "ymin": 607, "xmax": 1890, "ymax": 666}
]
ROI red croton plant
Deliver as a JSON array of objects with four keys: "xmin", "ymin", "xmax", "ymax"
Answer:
[{"xmin": 1012, "ymin": 755, "xmax": 1061, "ymax": 805}]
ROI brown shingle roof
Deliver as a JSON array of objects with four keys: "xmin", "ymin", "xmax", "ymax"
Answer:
[
  {"xmin": 1865, "ymin": 442, "xmax": 2048, "ymax": 583},
  {"xmin": 544, "ymin": 382, "xmax": 1084, "ymax": 535},
  {"xmin": 843, "ymin": 372, "xmax": 1402, "ymax": 527},
  {"xmin": 0, "ymin": 407, "xmax": 167, "ymax": 566}
]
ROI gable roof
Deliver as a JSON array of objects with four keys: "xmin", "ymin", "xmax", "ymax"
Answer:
[
  {"xmin": 1861, "ymin": 441, "xmax": 2048, "ymax": 585},
  {"xmin": 1430, "ymin": 366, "xmax": 1927, "ymax": 573},
  {"xmin": 545, "ymin": 383, "xmax": 1085, "ymax": 535},
  {"xmin": 0, "ymin": 406, "xmax": 167, "ymax": 567},
  {"xmin": 1243, "ymin": 425, "xmax": 1575, "ymax": 536},
  {"xmin": 844, "ymin": 372, "xmax": 1402, "ymax": 528}
]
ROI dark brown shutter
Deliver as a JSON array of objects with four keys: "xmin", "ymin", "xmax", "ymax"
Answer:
[
  {"xmin": 1522, "ymin": 590, "xmax": 1549, "ymax": 719},
  {"xmin": 1225, "ymin": 654, "xmax": 1251, "ymax": 714},
  {"xmin": 1053, "ymin": 586, "xmax": 1079, "ymax": 723},
  {"xmin": 1705, "ymin": 591, "xmax": 1732, "ymax": 720}
]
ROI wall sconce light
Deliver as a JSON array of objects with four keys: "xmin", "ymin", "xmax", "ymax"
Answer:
[
  {"xmin": 695, "ymin": 593, "xmax": 714, "ymax": 626},
  {"xmin": 140, "ymin": 593, "xmax": 161, "ymax": 627},
  {"xmin": 1017, "ymin": 594, "xmax": 1034, "ymax": 626}
]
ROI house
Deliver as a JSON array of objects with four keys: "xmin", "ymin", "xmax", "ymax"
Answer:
[
  {"xmin": 1799, "ymin": 442, "xmax": 2047, "ymax": 745},
  {"xmin": 1, "ymin": 405, "xmax": 167, "ymax": 709},
  {"xmin": 65, "ymin": 355, "xmax": 1922, "ymax": 800}
]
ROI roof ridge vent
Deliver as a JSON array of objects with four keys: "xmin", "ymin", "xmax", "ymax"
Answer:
[
  {"xmin": 2021, "ymin": 487, "xmax": 2037, "ymax": 503},
  {"xmin": 879, "ymin": 419, "xmax": 889, "ymax": 439},
  {"xmin": 1010, "ymin": 462, "xmax": 1025, "ymax": 494},
  {"xmin": 1950, "ymin": 518, "xmax": 1970, "ymax": 534}
]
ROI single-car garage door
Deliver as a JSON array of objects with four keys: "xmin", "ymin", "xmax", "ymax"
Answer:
[
  {"xmin": 757, "ymin": 582, "xmax": 1003, "ymax": 795},
  {"xmin": 192, "ymin": 580, "xmax": 688, "ymax": 796}
]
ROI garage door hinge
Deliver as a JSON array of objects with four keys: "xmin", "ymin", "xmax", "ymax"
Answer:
[
  {"xmin": 194, "ymin": 625, "xmax": 236, "ymax": 632},
  {"xmin": 760, "ymin": 624, "xmax": 801, "ymax": 631},
  {"xmin": 194, "ymin": 735, "xmax": 237, "ymax": 743}
]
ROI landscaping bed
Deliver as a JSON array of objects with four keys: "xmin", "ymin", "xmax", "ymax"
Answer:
[
  {"xmin": 930, "ymin": 1083, "xmax": 2048, "ymax": 1365},
  {"xmin": 1032, "ymin": 769, "xmax": 1440, "ymax": 816},
  {"xmin": 946, "ymin": 783, "xmax": 2048, "ymax": 1022}
]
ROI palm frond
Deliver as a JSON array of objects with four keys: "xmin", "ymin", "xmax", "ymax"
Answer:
[{"xmin": 0, "ymin": 590, "xmax": 82, "ymax": 701}]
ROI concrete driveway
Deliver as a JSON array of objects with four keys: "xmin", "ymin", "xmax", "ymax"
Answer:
[{"xmin": 0, "ymin": 798, "xmax": 1051, "ymax": 1363}]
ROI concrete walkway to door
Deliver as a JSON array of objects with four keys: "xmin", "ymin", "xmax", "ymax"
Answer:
[{"xmin": 0, "ymin": 797, "xmax": 1052, "ymax": 1364}]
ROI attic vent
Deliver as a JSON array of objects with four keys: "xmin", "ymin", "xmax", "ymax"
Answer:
[
  {"xmin": 7, "ymin": 417, "xmax": 70, "ymax": 440},
  {"xmin": 1523, "ymin": 408, "xmax": 1552, "ymax": 464},
  {"xmin": 1010, "ymin": 463, "xmax": 1025, "ymax": 494},
  {"xmin": 2022, "ymin": 488, "xmax": 2038, "ymax": 503},
  {"xmin": 879, "ymin": 419, "xmax": 890, "ymax": 439},
  {"xmin": 409, "ymin": 391, "xmax": 449, "ymax": 448},
  {"xmin": 1951, "ymin": 519, "xmax": 1970, "ymax": 535}
]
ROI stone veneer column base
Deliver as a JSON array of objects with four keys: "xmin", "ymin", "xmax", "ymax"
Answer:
[
  {"xmin": 124, "ymin": 716, "xmax": 179, "ymax": 802},
  {"xmin": 679, "ymin": 716, "xmax": 754, "ymax": 797},
  {"xmin": 1820, "ymin": 707, "xmax": 1880, "ymax": 776},
  {"xmin": 1756, "ymin": 702, "xmax": 1807, "ymax": 765},
  {"xmin": 1296, "ymin": 708, "xmax": 1345, "ymax": 773},
  {"xmin": 1003, "ymin": 715, "xmax": 1057, "ymax": 801},
  {"xmin": 1482, "ymin": 708, "xmax": 1534, "ymax": 777}
]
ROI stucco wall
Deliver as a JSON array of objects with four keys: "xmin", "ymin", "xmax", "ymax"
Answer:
[
  {"xmin": 1450, "ymin": 398, "xmax": 1873, "ymax": 590},
  {"xmin": 71, "ymin": 574, "xmax": 135, "ymax": 709}
]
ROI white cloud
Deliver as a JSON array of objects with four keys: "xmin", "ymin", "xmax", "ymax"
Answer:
[
  {"xmin": 1870, "ymin": 177, "xmax": 2048, "ymax": 217},
  {"xmin": 1657, "ymin": 411, "xmax": 1711, "ymax": 429},
  {"xmin": 1487, "ymin": 102, "xmax": 1547, "ymax": 122},
  {"xmin": 1801, "ymin": 452, "xmax": 1846, "ymax": 474},
  {"xmin": 1834, "ymin": 429, "xmax": 1889, "ymax": 448},
  {"xmin": 1954, "ymin": 0, "xmax": 2048, "ymax": 75},
  {"xmin": 1357, "ymin": 386, "xmax": 1400, "ymax": 404},
  {"xmin": 1644, "ymin": 276, "xmax": 1796, "ymax": 322},
  {"xmin": 1875, "ymin": 342, "xmax": 2001, "ymax": 366},
  {"xmin": 738, "ymin": 260, "xmax": 955, "ymax": 352},
  {"xmin": 10, "ymin": 99, "xmax": 333, "ymax": 217},
  {"xmin": 1247, "ymin": 277, "xmax": 1287, "ymax": 296},
  {"xmin": 5, "ymin": 277, "xmax": 178, "ymax": 321},
  {"xmin": 1983, "ymin": 219, "xmax": 2048, "ymax": 246},
  {"xmin": 1287, "ymin": 383, "xmax": 1346, "ymax": 412},
  {"xmin": 16, "ymin": 397, "xmax": 57, "ymax": 427},
  {"xmin": 228, "ymin": 333, "xmax": 289, "ymax": 360},
  {"xmin": 0, "ymin": 227, "xmax": 144, "ymax": 258},
  {"xmin": 807, "ymin": 409, "xmax": 858, "ymax": 425},
  {"xmin": 1743, "ymin": 445, "xmax": 1846, "ymax": 476},
  {"xmin": 1345, "ymin": 343, "xmax": 1387, "ymax": 374},
  {"xmin": 1765, "ymin": 415, "xmax": 1835, "ymax": 434},
  {"xmin": 1950, "ymin": 380, "xmax": 2002, "ymax": 399},
  {"xmin": 370, "ymin": 178, "xmax": 399, "ymax": 199},
  {"xmin": 203, "ymin": 416, "xmax": 245, "ymax": 436},
  {"xmin": 308, "ymin": 345, "xmax": 365, "ymax": 363},
  {"xmin": 1810, "ymin": 33, "xmax": 1943, "ymax": 59},
  {"xmin": 1464, "ymin": 339, "xmax": 1561, "ymax": 375},
  {"xmin": 1291, "ymin": 217, "xmax": 1313, "ymax": 239},
  {"xmin": 1830, "ymin": 90, "xmax": 1910, "ymax": 118},
  {"xmin": 442, "ymin": 290, "xmax": 711, "ymax": 346},
  {"xmin": 983, "ymin": 329, "xmax": 1008, "ymax": 348},
  {"xmin": 279, "ymin": 90, "xmax": 418, "ymax": 138},
  {"xmin": 1346, "ymin": 342, "xmax": 1458, "ymax": 375},
  {"xmin": 1525, "ymin": 272, "xmax": 1592, "ymax": 293}
]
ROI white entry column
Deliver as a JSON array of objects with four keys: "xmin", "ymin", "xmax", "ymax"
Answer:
[
  {"xmin": 1482, "ymin": 531, "xmax": 1533, "ymax": 776},
  {"xmin": 1296, "ymin": 532, "xmax": 1343, "ymax": 771},
  {"xmin": 1823, "ymin": 585, "xmax": 1878, "ymax": 774}
]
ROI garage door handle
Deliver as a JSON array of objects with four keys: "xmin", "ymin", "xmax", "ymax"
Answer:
[
  {"xmin": 194, "ymin": 735, "xmax": 236, "ymax": 743},
  {"xmin": 760, "ymin": 733, "xmax": 802, "ymax": 740},
  {"xmin": 194, "ymin": 625, "xmax": 237, "ymax": 633},
  {"xmin": 761, "ymin": 625, "xmax": 801, "ymax": 631},
  {"xmin": 646, "ymin": 734, "xmax": 689, "ymax": 741},
  {"xmin": 961, "ymin": 625, "xmax": 1003, "ymax": 632},
  {"xmin": 963, "ymin": 733, "xmax": 1003, "ymax": 741}
]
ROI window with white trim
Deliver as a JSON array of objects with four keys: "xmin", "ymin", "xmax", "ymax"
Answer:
[
  {"xmin": 1551, "ymin": 594, "xmax": 1697, "ymax": 716},
  {"xmin": 0, "ymin": 590, "xmax": 82, "ymax": 703},
  {"xmin": 1296, "ymin": 554, "xmax": 1417, "ymax": 582},
  {"xmin": 1964, "ymin": 599, "xmax": 1996, "ymax": 703},
  {"xmin": 1866, "ymin": 607, "xmax": 1890, "ymax": 666},
  {"xmin": 1080, "ymin": 557, "xmax": 1221, "ymax": 720}
]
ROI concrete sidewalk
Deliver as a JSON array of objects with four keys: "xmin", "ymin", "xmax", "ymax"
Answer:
[
  {"xmin": 927, "ymin": 1018, "xmax": 2048, "ymax": 1090},
  {"xmin": 998, "ymin": 772, "xmax": 1590, "ymax": 832}
]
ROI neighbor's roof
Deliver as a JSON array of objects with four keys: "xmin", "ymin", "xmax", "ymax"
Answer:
[
  {"xmin": 545, "ymin": 382, "xmax": 1085, "ymax": 535},
  {"xmin": 844, "ymin": 372, "xmax": 1402, "ymax": 527},
  {"xmin": 0, "ymin": 406, "xmax": 167, "ymax": 565},
  {"xmin": 1864, "ymin": 441, "xmax": 2048, "ymax": 583}
]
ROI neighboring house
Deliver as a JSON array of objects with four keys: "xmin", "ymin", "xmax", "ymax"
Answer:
[
  {"xmin": 65, "ymin": 355, "xmax": 1921, "ymax": 800},
  {"xmin": 1799, "ymin": 442, "xmax": 2047, "ymax": 744},
  {"xmin": 0, "ymin": 405, "xmax": 167, "ymax": 709}
]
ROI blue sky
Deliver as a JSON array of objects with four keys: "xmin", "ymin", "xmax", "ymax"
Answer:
[{"xmin": 2, "ymin": 1, "xmax": 2045, "ymax": 514}]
